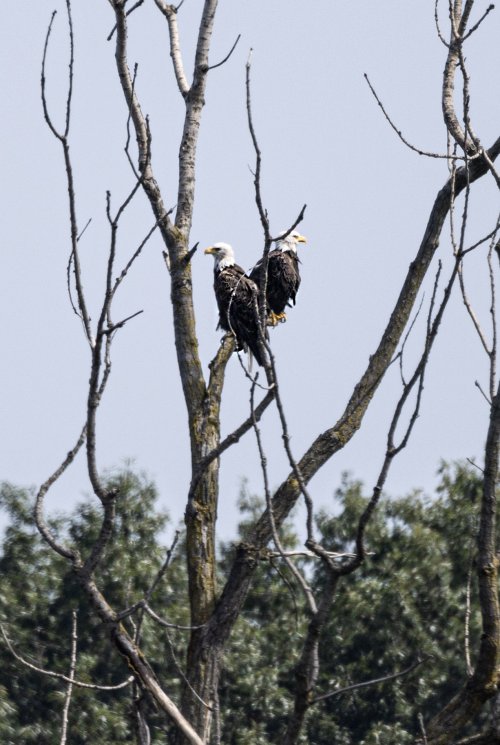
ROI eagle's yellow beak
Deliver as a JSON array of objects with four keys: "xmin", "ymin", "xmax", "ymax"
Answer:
[
  {"xmin": 296, "ymin": 234, "xmax": 307, "ymax": 244},
  {"xmin": 204, "ymin": 246, "xmax": 216, "ymax": 255}
]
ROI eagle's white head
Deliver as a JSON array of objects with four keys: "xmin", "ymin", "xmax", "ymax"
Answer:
[
  {"xmin": 275, "ymin": 230, "xmax": 307, "ymax": 254},
  {"xmin": 204, "ymin": 242, "xmax": 235, "ymax": 270}
]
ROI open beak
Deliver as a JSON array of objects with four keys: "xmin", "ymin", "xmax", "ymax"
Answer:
[{"xmin": 296, "ymin": 234, "xmax": 307, "ymax": 244}]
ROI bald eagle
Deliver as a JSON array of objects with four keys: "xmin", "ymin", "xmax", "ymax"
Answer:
[
  {"xmin": 249, "ymin": 230, "xmax": 307, "ymax": 324},
  {"xmin": 205, "ymin": 242, "xmax": 267, "ymax": 366}
]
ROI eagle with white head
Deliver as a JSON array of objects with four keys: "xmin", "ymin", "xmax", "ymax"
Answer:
[
  {"xmin": 249, "ymin": 230, "xmax": 307, "ymax": 324},
  {"xmin": 205, "ymin": 242, "xmax": 267, "ymax": 366}
]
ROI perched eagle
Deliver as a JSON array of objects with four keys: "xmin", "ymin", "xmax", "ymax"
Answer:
[
  {"xmin": 249, "ymin": 230, "xmax": 307, "ymax": 324},
  {"xmin": 205, "ymin": 242, "xmax": 267, "ymax": 366}
]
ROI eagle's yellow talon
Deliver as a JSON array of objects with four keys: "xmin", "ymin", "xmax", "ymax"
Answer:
[{"xmin": 267, "ymin": 311, "xmax": 280, "ymax": 327}]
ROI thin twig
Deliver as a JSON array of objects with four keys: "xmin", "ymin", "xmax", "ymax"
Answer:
[
  {"xmin": 398, "ymin": 294, "xmax": 426, "ymax": 387},
  {"xmin": 110, "ymin": 178, "xmax": 142, "ymax": 226},
  {"xmin": 486, "ymin": 222, "xmax": 499, "ymax": 399},
  {"xmin": 115, "ymin": 600, "xmax": 146, "ymax": 622},
  {"xmin": 107, "ymin": 0, "xmax": 145, "ymax": 41},
  {"xmin": 146, "ymin": 531, "xmax": 181, "ymax": 603},
  {"xmin": 133, "ymin": 531, "xmax": 181, "ymax": 647},
  {"xmin": 68, "ymin": 214, "xmax": 92, "ymax": 319},
  {"xmin": 418, "ymin": 712, "xmax": 429, "ymax": 745},
  {"xmin": 143, "ymin": 603, "xmax": 206, "ymax": 631},
  {"xmin": 139, "ymin": 609, "xmax": 211, "ymax": 710},
  {"xmin": 183, "ymin": 242, "xmax": 199, "ymax": 264},
  {"xmin": 41, "ymin": 2, "xmax": 93, "ymax": 346},
  {"xmin": 66, "ymin": 252, "xmax": 81, "ymax": 321},
  {"xmin": 364, "ymin": 73, "xmax": 463, "ymax": 160},
  {"xmin": 40, "ymin": 11, "xmax": 59, "ymax": 139},
  {"xmin": 124, "ymin": 63, "xmax": 142, "ymax": 181},
  {"xmin": 462, "ymin": 4, "xmax": 495, "ymax": 41},
  {"xmin": 208, "ymin": 34, "xmax": 241, "ymax": 71},
  {"xmin": 311, "ymin": 655, "xmax": 431, "ymax": 705},
  {"xmin": 434, "ymin": 0, "xmax": 450, "ymax": 46},
  {"xmin": 245, "ymin": 50, "xmax": 272, "ymax": 256},
  {"xmin": 35, "ymin": 425, "xmax": 86, "ymax": 560},
  {"xmin": 1, "ymin": 625, "xmax": 133, "ymax": 691},
  {"xmin": 82, "ymin": 499, "xmax": 118, "ymax": 575},
  {"xmin": 164, "ymin": 629, "xmax": 212, "ymax": 711},
  {"xmin": 450, "ymin": 140, "xmax": 492, "ymax": 368},
  {"xmin": 245, "ymin": 53, "xmax": 320, "ymax": 563},
  {"xmin": 267, "ymin": 550, "xmax": 357, "ymax": 560},
  {"xmin": 250, "ymin": 380, "xmax": 317, "ymax": 614},
  {"xmin": 269, "ymin": 206, "xmax": 307, "ymax": 244},
  {"xmin": 104, "ymin": 309, "xmax": 144, "ymax": 335},
  {"xmin": 63, "ymin": 0, "xmax": 74, "ymax": 138},
  {"xmin": 188, "ymin": 387, "xmax": 275, "ymax": 498},
  {"xmin": 84, "ymin": 162, "xmax": 155, "ymax": 511},
  {"xmin": 466, "ymin": 457, "xmax": 484, "ymax": 474},
  {"xmin": 212, "ymin": 688, "xmax": 222, "ymax": 745},
  {"xmin": 461, "ymin": 224, "xmax": 500, "ymax": 256},
  {"xmin": 77, "ymin": 218, "xmax": 92, "ymax": 242},
  {"xmin": 60, "ymin": 610, "xmax": 78, "ymax": 745},
  {"xmin": 464, "ymin": 551, "xmax": 474, "ymax": 676},
  {"xmin": 475, "ymin": 380, "xmax": 492, "ymax": 406},
  {"xmin": 456, "ymin": 37, "xmax": 482, "ymax": 158},
  {"xmin": 132, "ymin": 688, "xmax": 151, "ymax": 745},
  {"xmin": 113, "ymin": 219, "xmax": 162, "ymax": 296},
  {"xmin": 268, "ymin": 557, "xmax": 301, "ymax": 629},
  {"xmin": 346, "ymin": 255, "xmax": 460, "ymax": 572},
  {"xmin": 270, "ymin": 354, "xmax": 316, "ymax": 547},
  {"xmin": 458, "ymin": 264, "xmax": 491, "ymax": 355}
]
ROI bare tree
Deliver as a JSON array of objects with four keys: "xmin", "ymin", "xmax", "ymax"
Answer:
[{"xmin": 8, "ymin": 0, "xmax": 500, "ymax": 743}]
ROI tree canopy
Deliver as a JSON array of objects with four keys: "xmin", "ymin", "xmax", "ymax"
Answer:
[{"xmin": 0, "ymin": 462, "xmax": 494, "ymax": 743}]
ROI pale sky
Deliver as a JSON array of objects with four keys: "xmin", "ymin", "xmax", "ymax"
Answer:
[{"xmin": 2, "ymin": 1, "xmax": 499, "ymax": 540}]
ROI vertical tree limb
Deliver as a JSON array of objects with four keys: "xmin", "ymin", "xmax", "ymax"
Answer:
[
  {"xmin": 153, "ymin": 1, "xmax": 190, "ymax": 96},
  {"xmin": 423, "ymin": 377, "xmax": 500, "ymax": 743},
  {"xmin": 60, "ymin": 610, "xmax": 78, "ymax": 745}
]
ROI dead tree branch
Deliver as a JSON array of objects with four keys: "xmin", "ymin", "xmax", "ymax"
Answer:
[
  {"xmin": 153, "ymin": 1, "xmax": 190, "ymax": 96},
  {"xmin": 364, "ymin": 73, "xmax": 462, "ymax": 160},
  {"xmin": 311, "ymin": 654, "xmax": 431, "ymax": 705},
  {"xmin": 208, "ymin": 33, "xmax": 241, "ymax": 71},
  {"xmin": 1, "ymin": 624, "xmax": 134, "ymax": 691},
  {"xmin": 250, "ymin": 380, "xmax": 317, "ymax": 615},
  {"xmin": 60, "ymin": 610, "xmax": 78, "ymax": 745},
  {"xmin": 423, "ymin": 377, "xmax": 500, "ymax": 742},
  {"xmin": 41, "ymin": 1, "xmax": 93, "ymax": 346},
  {"xmin": 107, "ymin": 0, "xmax": 144, "ymax": 41},
  {"xmin": 34, "ymin": 424, "xmax": 86, "ymax": 560}
]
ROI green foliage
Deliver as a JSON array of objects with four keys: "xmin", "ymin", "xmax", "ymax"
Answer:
[
  {"xmin": 218, "ymin": 484, "xmax": 308, "ymax": 744},
  {"xmin": 306, "ymin": 463, "xmax": 483, "ymax": 743},
  {"xmin": 0, "ymin": 462, "xmax": 490, "ymax": 743},
  {"xmin": 0, "ymin": 470, "xmax": 185, "ymax": 744}
]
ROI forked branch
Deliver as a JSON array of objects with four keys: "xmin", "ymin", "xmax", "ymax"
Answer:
[
  {"xmin": 41, "ymin": 1, "xmax": 92, "ymax": 346},
  {"xmin": 153, "ymin": 0, "xmax": 190, "ymax": 96}
]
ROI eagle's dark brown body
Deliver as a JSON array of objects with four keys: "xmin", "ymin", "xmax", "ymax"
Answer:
[
  {"xmin": 213, "ymin": 263, "xmax": 266, "ymax": 366},
  {"xmin": 249, "ymin": 249, "xmax": 301, "ymax": 316}
]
